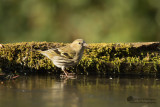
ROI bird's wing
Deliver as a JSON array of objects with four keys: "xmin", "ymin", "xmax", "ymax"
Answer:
[
  {"xmin": 57, "ymin": 45, "xmax": 76, "ymax": 59},
  {"xmin": 38, "ymin": 45, "xmax": 76, "ymax": 59}
]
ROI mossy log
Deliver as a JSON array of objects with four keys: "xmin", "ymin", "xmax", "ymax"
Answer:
[{"xmin": 0, "ymin": 42, "xmax": 159, "ymax": 76}]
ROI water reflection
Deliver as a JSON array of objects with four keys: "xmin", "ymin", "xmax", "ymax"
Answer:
[{"xmin": 0, "ymin": 76, "xmax": 160, "ymax": 107}]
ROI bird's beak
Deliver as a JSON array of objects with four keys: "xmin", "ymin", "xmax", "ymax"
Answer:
[{"xmin": 83, "ymin": 43, "xmax": 88, "ymax": 47}]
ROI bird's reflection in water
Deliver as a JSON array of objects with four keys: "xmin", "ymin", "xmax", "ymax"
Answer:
[
  {"xmin": 0, "ymin": 75, "xmax": 160, "ymax": 107},
  {"xmin": 0, "ymin": 75, "xmax": 82, "ymax": 107}
]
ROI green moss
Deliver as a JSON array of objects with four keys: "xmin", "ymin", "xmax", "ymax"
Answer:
[{"xmin": 0, "ymin": 42, "xmax": 159, "ymax": 75}]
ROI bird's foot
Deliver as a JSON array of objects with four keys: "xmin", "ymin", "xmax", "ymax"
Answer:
[
  {"xmin": 61, "ymin": 69, "xmax": 77, "ymax": 79},
  {"xmin": 67, "ymin": 73, "xmax": 76, "ymax": 76},
  {"xmin": 67, "ymin": 74, "xmax": 77, "ymax": 79},
  {"xmin": 60, "ymin": 73, "xmax": 77, "ymax": 79},
  {"xmin": 60, "ymin": 74, "xmax": 67, "ymax": 78}
]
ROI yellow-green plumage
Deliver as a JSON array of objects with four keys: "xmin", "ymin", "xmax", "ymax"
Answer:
[{"xmin": 38, "ymin": 39, "xmax": 87, "ymax": 77}]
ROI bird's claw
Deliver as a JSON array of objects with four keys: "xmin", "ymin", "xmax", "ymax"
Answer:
[
  {"xmin": 60, "ymin": 73, "xmax": 77, "ymax": 79},
  {"xmin": 67, "ymin": 73, "xmax": 76, "ymax": 76}
]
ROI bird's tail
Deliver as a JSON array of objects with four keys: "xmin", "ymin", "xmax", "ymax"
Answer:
[{"xmin": 37, "ymin": 50, "xmax": 53, "ymax": 60}]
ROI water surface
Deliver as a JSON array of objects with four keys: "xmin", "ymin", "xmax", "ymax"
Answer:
[{"xmin": 0, "ymin": 75, "xmax": 160, "ymax": 107}]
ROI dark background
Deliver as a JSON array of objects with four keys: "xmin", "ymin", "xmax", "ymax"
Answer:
[{"xmin": 0, "ymin": 0, "xmax": 160, "ymax": 43}]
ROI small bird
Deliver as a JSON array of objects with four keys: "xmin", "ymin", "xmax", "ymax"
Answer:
[{"xmin": 38, "ymin": 39, "xmax": 87, "ymax": 77}]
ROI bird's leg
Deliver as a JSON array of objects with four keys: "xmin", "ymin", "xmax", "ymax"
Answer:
[
  {"xmin": 61, "ymin": 67, "xmax": 77, "ymax": 78},
  {"xmin": 63, "ymin": 69, "xmax": 68, "ymax": 77},
  {"xmin": 61, "ymin": 67, "xmax": 68, "ymax": 77}
]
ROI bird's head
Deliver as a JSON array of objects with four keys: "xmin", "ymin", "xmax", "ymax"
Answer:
[{"xmin": 70, "ymin": 39, "xmax": 87, "ymax": 53}]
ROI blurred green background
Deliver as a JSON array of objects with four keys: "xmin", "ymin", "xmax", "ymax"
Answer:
[{"xmin": 0, "ymin": 0, "xmax": 160, "ymax": 43}]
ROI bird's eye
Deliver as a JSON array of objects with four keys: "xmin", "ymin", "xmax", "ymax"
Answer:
[{"xmin": 78, "ymin": 42, "xmax": 81, "ymax": 44}]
